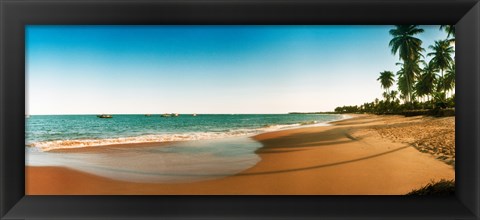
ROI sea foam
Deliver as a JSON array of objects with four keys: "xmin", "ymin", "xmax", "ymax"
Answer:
[
  {"xmin": 26, "ymin": 114, "xmax": 346, "ymax": 152},
  {"xmin": 27, "ymin": 124, "xmax": 298, "ymax": 151},
  {"xmin": 26, "ymin": 137, "xmax": 263, "ymax": 183}
]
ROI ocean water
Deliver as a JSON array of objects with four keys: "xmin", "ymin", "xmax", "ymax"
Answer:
[
  {"xmin": 26, "ymin": 114, "xmax": 346, "ymax": 183},
  {"xmin": 26, "ymin": 114, "xmax": 344, "ymax": 151},
  {"xmin": 26, "ymin": 137, "xmax": 264, "ymax": 183}
]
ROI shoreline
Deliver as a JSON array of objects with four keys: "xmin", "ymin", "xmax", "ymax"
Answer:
[
  {"xmin": 26, "ymin": 114, "xmax": 455, "ymax": 195},
  {"xmin": 30, "ymin": 114, "xmax": 351, "ymax": 153}
]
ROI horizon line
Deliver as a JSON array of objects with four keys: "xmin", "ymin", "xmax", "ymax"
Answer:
[{"xmin": 26, "ymin": 112, "xmax": 337, "ymax": 116}]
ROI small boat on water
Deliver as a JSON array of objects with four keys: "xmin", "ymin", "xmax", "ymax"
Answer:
[
  {"xmin": 145, "ymin": 114, "xmax": 152, "ymax": 117},
  {"xmin": 97, "ymin": 114, "xmax": 113, "ymax": 118},
  {"xmin": 193, "ymin": 113, "xmax": 197, "ymax": 117},
  {"xmin": 161, "ymin": 113, "xmax": 179, "ymax": 117}
]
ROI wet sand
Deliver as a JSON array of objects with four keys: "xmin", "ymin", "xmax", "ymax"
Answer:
[{"xmin": 26, "ymin": 114, "xmax": 455, "ymax": 195}]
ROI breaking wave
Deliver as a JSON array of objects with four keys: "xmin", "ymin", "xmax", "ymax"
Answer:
[{"xmin": 27, "ymin": 116, "xmax": 346, "ymax": 152}]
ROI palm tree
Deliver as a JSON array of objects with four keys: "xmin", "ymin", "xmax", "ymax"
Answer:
[
  {"xmin": 389, "ymin": 90, "xmax": 398, "ymax": 102},
  {"xmin": 395, "ymin": 58, "xmax": 423, "ymax": 103},
  {"xmin": 440, "ymin": 25, "xmax": 455, "ymax": 42},
  {"xmin": 415, "ymin": 61, "xmax": 437, "ymax": 103},
  {"xmin": 377, "ymin": 71, "xmax": 395, "ymax": 97},
  {"xmin": 397, "ymin": 73, "xmax": 408, "ymax": 103},
  {"xmin": 428, "ymin": 40, "xmax": 454, "ymax": 100},
  {"xmin": 389, "ymin": 25, "xmax": 424, "ymax": 105},
  {"xmin": 444, "ymin": 63, "xmax": 455, "ymax": 98},
  {"xmin": 382, "ymin": 92, "xmax": 389, "ymax": 101}
]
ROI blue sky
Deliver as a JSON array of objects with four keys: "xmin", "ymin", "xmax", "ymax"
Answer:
[{"xmin": 26, "ymin": 25, "xmax": 449, "ymax": 114}]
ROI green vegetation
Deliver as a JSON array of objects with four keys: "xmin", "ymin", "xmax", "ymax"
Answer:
[
  {"xmin": 334, "ymin": 25, "xmax": 455, "ymax": 116},
  {"xmin": 389, "ymin": 25, "xmax": 425, "ymax": 104},
  {"xmin": 440, "ymin": 25, "xmax": 455, "ymax": 43},
  {"xmin": 428, "ymin": 40, "xmax": 455, "ymax": 100},
  {"xmin": 377, "ymin": 71, "xmax": 395, "ymax": 95},
  {"xmin": 407, "ymin": 179, "xmax": 455, "ymax": 196}
]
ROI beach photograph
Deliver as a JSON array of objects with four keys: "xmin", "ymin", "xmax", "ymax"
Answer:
[{"xmin": 25, "ymin": 25, "xmax": 455, "ymax": 195}]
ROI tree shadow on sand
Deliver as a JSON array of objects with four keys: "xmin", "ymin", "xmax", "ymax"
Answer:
[
  {"xmin": 255, "ymin": 127, "xmax": 364, "ymax": 153},
  {"xmin": 238, "ymin": 145, "xmax": 410, "ymax": 176}
]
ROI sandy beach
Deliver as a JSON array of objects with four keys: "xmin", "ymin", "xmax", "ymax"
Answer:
[{"xmin": 26, "ymin": 114, "xmax": 455, "ymax": 195}]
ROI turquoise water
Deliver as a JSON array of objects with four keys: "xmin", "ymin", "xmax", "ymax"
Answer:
[
  {"xmin": 26, "ymin": 114, "xmax": 344, "ymax": 151},
  {"xmin": 26, "ymin": 114, "xmax": 346, "ymax": 183},
  {"xmin": 26, "ymin": 137, "xmax": 264, "ymax": 183}
]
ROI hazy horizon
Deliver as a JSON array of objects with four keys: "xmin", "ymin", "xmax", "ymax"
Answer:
[
  {"xmin": 26, "ymin": 25, "xmax": 448, "ymax": 115},
  {"xmin": 28, "ymin": 112, "xmax": 326, "ymax": 116}
]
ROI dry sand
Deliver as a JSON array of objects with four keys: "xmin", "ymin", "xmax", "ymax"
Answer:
[{"xmin": 26, "ymin": 114, "xmax": 455, "ymax": 195}]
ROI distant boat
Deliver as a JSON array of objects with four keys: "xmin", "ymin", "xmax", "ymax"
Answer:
[
  {"xmin": 97, "ymin": 114, "xmax": 112, "ymax": 118},
  {"xmin": 193, "ymin": 113, "xmax": 197, "ymax": 117},
  {"xmin": 161, "ymin": 113, "xmax": 180, "ymax": 117},
  {"xmin": 145, "ymin": 114, "xmax": 152, "ymax": 117}
]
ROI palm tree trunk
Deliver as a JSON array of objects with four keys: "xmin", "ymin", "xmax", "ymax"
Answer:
[
  {"xmin": 405, "ymin": 66, "xmax": 412, "ymax": 108},
  {"xmin": 387, "ymin": 88, "xmax": 390, "ymax": 101},
  {"xmin": 442, "ymin": 69, "xmax": 446, "ymax": 100}
]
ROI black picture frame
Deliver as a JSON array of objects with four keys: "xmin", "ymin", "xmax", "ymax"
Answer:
[{"xmin": 1, "ymin": 0, "xmax": 479, "ymax": 219}]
